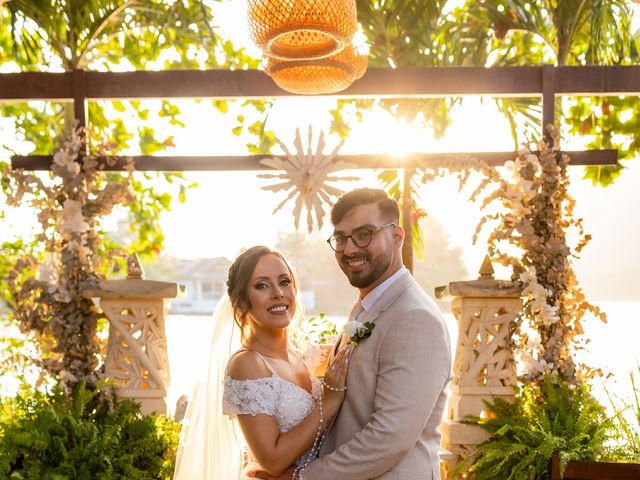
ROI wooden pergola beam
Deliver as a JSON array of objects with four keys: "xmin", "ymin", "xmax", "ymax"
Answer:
[
  {"xmin": 1, "ymin": 66, "xmax": 639, "ymax": 101},
  {"xmin": 11, "ymin": 150, "xmax": 617, "ymax": 172},
  {"xmin": 3, "ymin": 65, "xmax": 629, "ymax": 273}
]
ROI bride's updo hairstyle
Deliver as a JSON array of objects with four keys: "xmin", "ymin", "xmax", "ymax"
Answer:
[{"xmin": 226, "ymin": 246, "xmax": 300, "ymax": 342}]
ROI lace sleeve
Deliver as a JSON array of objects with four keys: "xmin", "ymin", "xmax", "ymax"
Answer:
[{"xmin": 222, "ymin": 375, "xmax": 281, "ymax": 417}]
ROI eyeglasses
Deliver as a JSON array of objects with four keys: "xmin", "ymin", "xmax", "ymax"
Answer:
[{"xmin": 326, "ymin": 223, "xmax": 396, "ymax": 253}]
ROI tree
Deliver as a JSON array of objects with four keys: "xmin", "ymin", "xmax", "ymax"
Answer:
[
  {"xmin": 0, "ymin": 0, "xmax": 254, "ymax": 387},
  {"xmin": 0, "ymin": 0, "xmax": 259, "ymax": 256},
  {"xmin": 453, "ymin": 0, "xmax": 639, "ymax": 185}
]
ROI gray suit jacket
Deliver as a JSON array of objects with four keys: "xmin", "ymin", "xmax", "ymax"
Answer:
[{"xmin": 304, "ymin": 271, "xmax": 452, "ymax": 479}]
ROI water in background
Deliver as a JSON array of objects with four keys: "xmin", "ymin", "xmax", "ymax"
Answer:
[{"xmin": 166, "ymin": 300, "xmax": 640, "ymax": 416}]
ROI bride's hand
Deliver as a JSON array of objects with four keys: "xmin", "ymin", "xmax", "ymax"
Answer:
[{"xmin": 322, "ymin": 341, "xmax": 352, "ymax": 414}]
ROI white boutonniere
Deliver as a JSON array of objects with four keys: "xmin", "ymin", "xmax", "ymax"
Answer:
[{"xmin": 343, "ymin": 320, "xmax": 376, "ymax": 344}]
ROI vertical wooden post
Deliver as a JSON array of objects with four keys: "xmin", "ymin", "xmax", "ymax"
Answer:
[
  {"xmin": 72, "ymin": 69, "xmax": 87, "ymax": 129},
  {"xmin": 401, "ymin": 161, "xmax": 414, "ymax": 273},
  {"xmin": 542, "ymin": 64, "xmax": 556, "ymax": 146}
]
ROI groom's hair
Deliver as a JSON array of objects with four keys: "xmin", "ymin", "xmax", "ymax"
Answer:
[{"xmin": 331, "ymin": 188, "xmax": 400, "ymax": 225}]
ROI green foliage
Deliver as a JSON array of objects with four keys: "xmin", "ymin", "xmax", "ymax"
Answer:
[
  {"xmin": 0, "ymin": 0, "xmax": 255, "ymax": 267},
  {"xmin": 0, "ymin": 239, "xmax": 30, "ymax": 308},
  {"xmin": 565, "ymin": 95, "xmax": 640, "ymax": 186},
  {"xmin": 304, "ymin": 313, "xmax": 339, "ymax": 344},
  {"xmin": 351, "ymin": 0, "xmax": 460, "ymax": 134},
  {"xmin": 4, "ymin": 1, "xmax": 218, "ymax": 70},
  {"xmin": 232, "ymin": 100, "xmax": 277, "ymax": 155},
  {"xmin": 453, "ymin": 0, "xmax": 639, "ymax": 185},
  {"xmin": 456, "ymin": 376, "xmax": 613, "ymax": 480},
  {"xmin": 606, "ymin": 366, "xmax": 640, "ymax": 462},
  {"xmin": 376, "ymin": 168, "xmax": 427, "ymax": 260},
  {"xmin": 0, "ymin": 383, "xmax": 180, "ymax": 479}
]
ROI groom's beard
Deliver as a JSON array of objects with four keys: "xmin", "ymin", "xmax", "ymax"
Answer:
[{"xmin": 340, "ymin": 250, "xmax": 392, "ymax": 289}]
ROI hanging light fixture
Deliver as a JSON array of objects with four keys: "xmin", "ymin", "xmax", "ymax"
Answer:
[
  {"xmin": 247, "ymin": 0, "xmax": 357, "ymax": 60},
  {"xmin": 265, "ymin": 41, "xmax": 368, "ymax": 94}
]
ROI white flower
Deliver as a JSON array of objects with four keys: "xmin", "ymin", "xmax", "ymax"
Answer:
[
  {"xmin": 524, "ymin": 153, "xmax": 539, "ymax": 166},
  {"xmin": 343, "ymin": 320, "xmax": 375, "ymax": 344},
  {"xmin": 522, "ymin": 281, "xmax": 547, "ymax": 299},
  {"xmin": 521, "ymin": 353, "xmax": 554, "ymax": 376},
  {"xmin": 504, "ymin": 160, "xmax": 516, "ymax": 174},
  {"xmin": 343, "ymin": 320, "xmax": 365, "ymax": 339},
  {"xmin": 519, "ymin": 268, "xmax": 537, "ymax": 284},
  {"xmin": 60, "ymin": 199, "xmax": 89, "ymax": 233},
  {"xmin": 53, "ymin": 150, "xmax": 80, "ymax": 176},
  {"xmin": 537, "ymin": 304, "xmax": 560, "ymax": 326},
  {"xmin": 36, "ymin": 254, "xmax": 59, "ymax": 284},
  {"xmin": 518, "ymin": 179, "xmax": 534, "ymax": 196},
  {"xmin": 525, "ymin": 334, "xmax": 542, "ymax": 350}
]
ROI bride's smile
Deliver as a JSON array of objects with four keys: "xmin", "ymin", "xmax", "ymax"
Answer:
[{"xmin": 247, "ymin": 254, "xmax": 297, "ymax": 330}]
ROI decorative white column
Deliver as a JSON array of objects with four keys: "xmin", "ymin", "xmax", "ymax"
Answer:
[
  {"xmin": 436, "ymin": 256, "xmax": 523, "ymax": 478},
  {"xmin": 84, "ymin": 255, "xmax": 185, "ymax": 415}
]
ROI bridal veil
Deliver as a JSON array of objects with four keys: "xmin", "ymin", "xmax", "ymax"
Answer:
[{"xmin": 173, "ymin": 294, "xmax": 244, "ymax": 479}]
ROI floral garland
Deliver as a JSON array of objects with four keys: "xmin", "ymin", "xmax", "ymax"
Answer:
[
  {"xmin": 486, "ymin": 130, "xmax": 605, "ymax": 383},
  {"xmin": 2, "ymin": 128, "xmax": 134, "ymax": 390},
  {"xmin": 418, "ymin": 127, "xmax": 604, "ymax": 384}
]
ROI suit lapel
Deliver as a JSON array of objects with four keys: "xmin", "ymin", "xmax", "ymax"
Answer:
[
  {"xmin": 336, "ymin": 271, "xmax": 414, "ymax": 352},
  {"xmin": 359, "ymin": 270, "xmax": 413, "ymax": 325}
]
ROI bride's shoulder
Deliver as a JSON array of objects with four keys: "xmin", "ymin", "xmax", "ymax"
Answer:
[{"xmin": 226, "ymin": 350, "xmax": 272, "ymax": 381}]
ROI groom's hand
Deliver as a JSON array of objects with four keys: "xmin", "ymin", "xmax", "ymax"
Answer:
[{"xmin": 246, "ymin": 466, "xmax": 295, "ymax": 479}]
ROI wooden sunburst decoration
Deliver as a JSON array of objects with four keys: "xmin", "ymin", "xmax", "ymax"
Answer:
[{"xmin": 259, "ymin": 126, "xmax": 359, "ymax": 232}]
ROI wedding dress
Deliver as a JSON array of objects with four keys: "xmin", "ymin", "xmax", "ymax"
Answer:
[
  {"xmin": 223, "ymin": 349, "xmax": 322, "ymax": 477},
  {"xmin": 173, "ymin": 295, "xmax": 320, "ymax": 480}
]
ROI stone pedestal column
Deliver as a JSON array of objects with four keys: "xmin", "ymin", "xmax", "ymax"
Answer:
[
  {"xmin": 436, "ymin": 257, "xmax": 523, "ymax": 478},
  {"xmin": 84, "ymin": 255, "xmax": 185, "ymax": 415}
]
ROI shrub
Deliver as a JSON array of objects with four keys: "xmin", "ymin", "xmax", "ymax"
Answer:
[
  {"xmin": 456, "ymin": 375, "xmax": 613, "ymax": 479},
  {"xmin": 0, "ymin": 383, "xmax": 180, "ymax": 479}
]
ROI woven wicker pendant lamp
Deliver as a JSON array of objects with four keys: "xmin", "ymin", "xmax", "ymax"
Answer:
[
  {"xmin": 247, "ymin": 0, "xmax": 357, "ymax": 60},
  {"xmin": 265, "ymin": 42, "xmax": 368, "ymax": 94}
]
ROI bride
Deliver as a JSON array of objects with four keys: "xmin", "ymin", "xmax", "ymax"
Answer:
[{"xmin": 174, "ymin": 246, "xmax": 351, "ymax": 479}]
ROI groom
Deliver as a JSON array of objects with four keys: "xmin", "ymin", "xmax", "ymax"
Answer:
[{"xmin": 266, "ymin": 188, "xmax": 451, "ymax": 479}]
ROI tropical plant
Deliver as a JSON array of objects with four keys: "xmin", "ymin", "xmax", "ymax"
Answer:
[
  {"xmin": 453, "ymin": 0, "xmax": 639, "ymax": 185},
  {"xmin": 351, "ymin": 0, "xmax": 469, "ymax": 257},
  {"xmin": 454, "ymin": 375, "xmax": 613, "ymax": 480},
  {"xmin": 0, "ymin": 0, "xmax": 259, "ymax": 384},
  {"xmin": 354, "ymin": 0, "xmax": 461, "ymax": 135},
  {"xmin": 0, "ymin": 382, "xmax": 180, "ymax": 479},
  {"xmin": 0, "ymin": 0, "xmax": 262, "ymax": 265}
]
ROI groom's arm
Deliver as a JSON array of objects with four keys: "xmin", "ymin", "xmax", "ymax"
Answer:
[{"xmin": 302, "ymin": 308, "xmax": 451, "ymax": 480}]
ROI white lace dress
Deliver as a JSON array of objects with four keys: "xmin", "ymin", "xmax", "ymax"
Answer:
[{"xmin": 223, "ymin": 350, "xmax": 322, "ymax": 478}]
